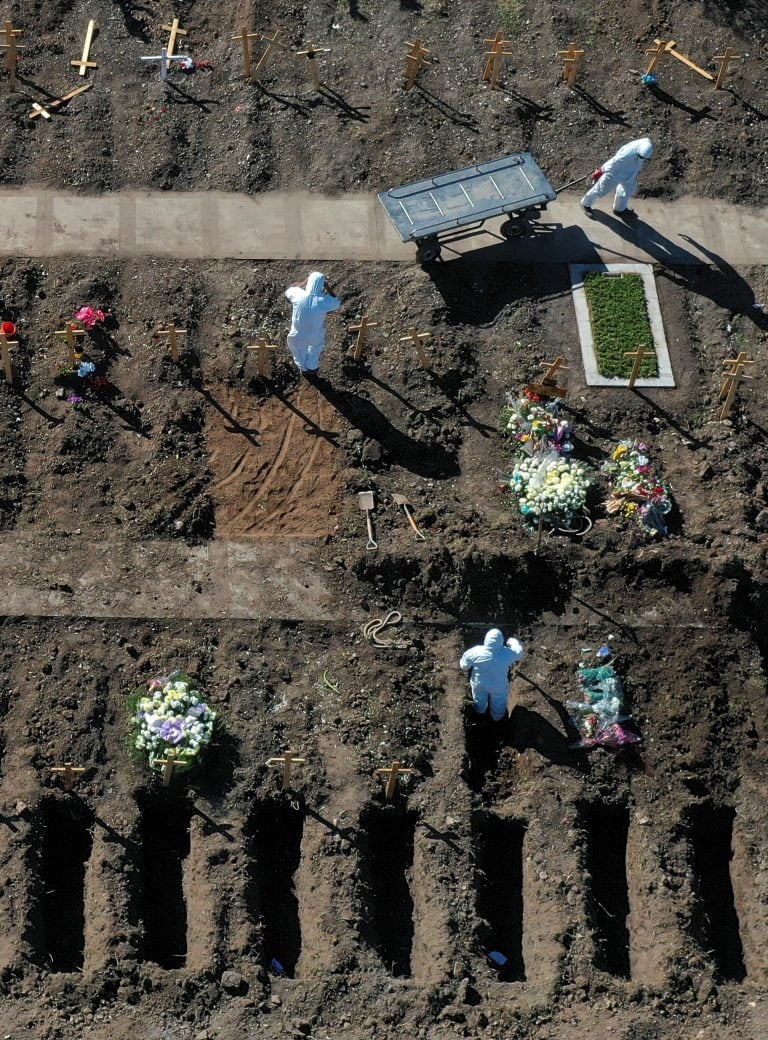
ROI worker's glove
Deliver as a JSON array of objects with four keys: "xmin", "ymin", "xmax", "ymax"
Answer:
[{"xmin": 591, "ymin": 169, "xmax": 603, "ymax": 182}]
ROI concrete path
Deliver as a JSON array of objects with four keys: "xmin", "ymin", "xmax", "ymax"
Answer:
[{"xmin": 0, "ymin": 188, "xmax": 766, "ymax": 265}]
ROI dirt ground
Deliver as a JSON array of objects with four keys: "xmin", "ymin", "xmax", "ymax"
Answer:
[{"xmin": 1, "ymin": 1, "xmax": 768, "ymax": 1040}]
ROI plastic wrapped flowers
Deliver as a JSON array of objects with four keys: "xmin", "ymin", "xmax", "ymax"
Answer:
[
  {"xmin": 602, "ymin": 440, "xmax": 672, "ymax": 537},
  {"xmin": 566, "ymin": 664, "xmax": 640, "ymax": 750},
  {"xmin": 131, "ymin": 672, "xmax": 219, "ymax": 777},
  {"xmin": 499, "ymin": 390, "xmax": 573, "ymax": 456},
  {"xmin": 509, "ymin": 451, "xmax": 594, "ymax": 527}
]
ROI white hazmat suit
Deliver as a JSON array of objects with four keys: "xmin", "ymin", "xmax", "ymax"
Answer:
[
  {"xmin": 460, "ymin": 629, "xmax": 525, "ymax": 722},
  {"xmin": 580, "ymin": 137, "xmax": 654, "ymax": 214},
  {"xmin": 285, "ymin": 271, "xmax": 341, "ymax": 372}
]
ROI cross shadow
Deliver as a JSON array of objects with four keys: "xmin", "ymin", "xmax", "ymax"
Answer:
[
  {"xmin": 191, "ymin": 804, "xmax": 235, "ymax": 841},
  {"xmin": 723, "ymin": 85, "xmax": 768, "ymax": 122},
  {"xmin": 114, "ymin": 0, "xmax": 152, "ymax": 41},
  {"xmin": 572, "ymin": 84, "xmax": 629, "ymax": 125},
  {"xmin": 345, "ymin": 362, "xmax": 442, "ymax": 423},
  {"xmin": 310, "ymin": 377, "xmax": 460, "ymax": 477},
  {"xmin": 318, "ymin": 84, "xmax": 370, "ymax": 122},
  {"xmin": 304, "ymin": 805, "xmax": 357, "ymax": 841},
  {"xmin": 417, "ymin": 819, "xmax": 462, "ymax": 855},
  {"xmin": 630, "ymin": 388, "xmax": 710, "ymax": 448},
  {"xmin": 255, "ymin": 80, "xmax": 312, "ymax": 118},
  {"xmin": 431, "ymin": 370, "xmax": 496, "ymax": 438},
  {"xmin": 13, "ymin": 388, "xmax": 61, "ymax": 425},
  {"xmin": 647, "ymin": 82, "xmax": 716, "ymax": 123},
  {"xmin": 0, "ymin": 812, "xmax": 19, "ymax": 833},
  {"xmin": 271, "ymin": 386, "xmax": 340, "ymax": 447},
  {"xmin": 501, "ymin": 88, "xmax": 555, "ymax": 122},
  {"xmin": 165, "ymin": 81, "xmax": 221, "ymax": 113},
  {"xmin": 15, "ymin": 76, "xmax": 59, "ymax": 98},
  {"xmin": 412, "ymin": 82, "xmax": 479, "ymax": 132},
  {"xmin": 348, "ymin": 0, "xmax": 369, "ymax": 18},
  {"xmin": 100, "ymin": 389, "xmax": 152, "ymax": 437},
  {"xmin": 93, "ymin": 813, "xmax": 130, "ymax": 847},
  {"xmin": 189, "ymin": 379, "xmax": 261, "ymax": 449},
  {"xmin": 569, "ymin": 594, "xmax": 639, "ymax": 642}
]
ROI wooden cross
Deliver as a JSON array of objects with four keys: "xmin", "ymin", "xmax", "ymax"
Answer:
[
  {"xmin": 247, "ymin": 337, "xmax": 279, "ymax": 377},
  {"xmin": 482, "ymin": 31, "xmax": 513, "ymax": 90},
  {"xmin": 526, "ymin": 355, "xmax": 568, "ymax": 398},
  {"xmin": 28, "ymin": 83, "xmax": 92, "ymax": 120},
  {"xmin": 297, "ymin": 40, "xmax": 330, "ymax": 91},
  {"xmin": 0, "ymin": 331, "xmax": 17, "ymax": 383},
  {"xmin": 624, "ymin": 343, "xmax": 655, "ymax": 388},
  {"xmin": 376, "ymin": 761, "xmax": 414, "ymax": 801},
  {"xmin": 162, "ymin": 16, "xmax": 188, "ymax": 57},
  {"xmin": 232, "ymin": 25, "xmax": 260, "ymax": 81},
  {"xmin": 266, "ymin": 749, "xmax": 306, "ymax": 791},
  {"xmin": 55, "ymin": 322, "xmax": 86, "ymax": 365},
  {"xmin": 154, "ymin": 752, "xmax": 179, "ymax": 787},
  {"xmin": 155, "ymin": 323, "xmax": 187, "ymax": 362},
  {"xmin": 713, "ymin": 47, "xmax": 741, "ymax": 90},
  {"xmin": 644, "ymin": 38, "xmax": 671, "ymax": 76},
  {"xmin": 403, "ymin": 38, "xmax": 431, "ymax": 91},
  {"xmin": 557, "ymin": 41, "xmax": 584, "ymax": 88},
  {"xmin": 399, "ymin": 327, "xmax": 432, "ymax": 370},
  {"xmin": 719, "ymin": 351, "xmax": 755, "ymax": 420},
  {"xmin": 645, "ymin": 38, "xmax": 714, "ymax": 81},
  {"xmin": 141, "ymin": 46, "xmax": 192, "ymax": 82},
  {"xmin": 51, "ymin": 761, "xmax": 86, "ymax": 791},
  {"xmin": 70, "ymin": 19, "xmax": 97, "ymax": 77},
  {"xmin": 1, "ymin": 20, "xmax": 24, "ymax": 92},
  {"xmin": 252, "ymin": 28, "xmax": 289, "ymax": 81},
  {"xmin": 348, "ymin": 315, "xmax": 379, "ymax": 362}
]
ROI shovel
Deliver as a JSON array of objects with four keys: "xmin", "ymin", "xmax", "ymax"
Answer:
[
  {"xmin": 393, "ymin": 493, "xmax": 426, "ymax": 541},
  {"xmin": 358, "ymin": 490, "xmax": 377, "ymax": 550}
]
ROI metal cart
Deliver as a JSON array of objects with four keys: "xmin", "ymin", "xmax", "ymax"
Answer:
[{"xmin": 377, "ymin": 152, "xmax": 557, "ymax": 262}]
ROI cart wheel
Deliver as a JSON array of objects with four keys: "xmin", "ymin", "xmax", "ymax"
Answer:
[
  {"xmin": 416, "ymin": 238, "xmax": 441, "ymax": 263},
  {"xmin": 499, "ymin": 219, "xmax": 528, "ymax": 240}
]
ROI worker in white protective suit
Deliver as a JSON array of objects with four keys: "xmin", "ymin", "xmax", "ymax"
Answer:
[
  {"xmin": 285, "ymin": 271, "xmax": 341, "ymax": 373},
  {"xmin": 580, "ymin": 137, "xmax": 654, "ymax": 216},
  {"xmin": 460, "ymin": 629, "xmax": 525, "ymax": 722}
]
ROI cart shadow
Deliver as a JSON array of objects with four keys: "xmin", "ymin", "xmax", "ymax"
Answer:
[
  {"xmin": 572, "ymin": 84, "xmax": 629, "ymax": 126},
  {"xmin": 310, "ymin": 377, "xmax": 460, "ymax": 478},
  {"xmin": 413, "ymin": 82, "xmax": 479, "ymax": 131}
]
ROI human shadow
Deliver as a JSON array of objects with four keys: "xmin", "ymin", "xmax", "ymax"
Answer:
[
  {"xmin": 647, "ymin": 82, "xmax": 716, "ymax": 123},
  {"xmin": 572, "ymin": 84, "xmax": 629, "ymax": 126},
  {"xmin": 311, "ymin": 378, "xmax": 459, "ymax": 477},
  {"xmin": 318, "ymin": 85, "xmax": 370, "ymax": 123},
  {"xmin": 413, "ymin": 82, "xmax": 479, "ymax": 132},
  {"xmin": 508, "ymin": 704, "xmax": 586, "ymax": 768},
  {"xmin": 591, "ymin": 213, "xmax": 768, "ymax": 328}
]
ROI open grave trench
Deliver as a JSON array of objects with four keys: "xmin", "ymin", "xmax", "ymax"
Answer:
[{"xmin": 0, "ymin": 611, "xmax": 765, "ymax": 1033}]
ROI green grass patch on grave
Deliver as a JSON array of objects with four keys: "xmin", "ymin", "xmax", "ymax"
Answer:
[{"xmin": 583, "ymin": 272, "xmax": 658, "ymax": 379}]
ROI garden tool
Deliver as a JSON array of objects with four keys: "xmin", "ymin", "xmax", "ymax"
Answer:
[
  {"xmin": 392, "ymin": 493, "xmax": 426, "ymax": 541},
  {"xmin": 358, "ymin": 490, "xmax": 377, "ymax": 550}
]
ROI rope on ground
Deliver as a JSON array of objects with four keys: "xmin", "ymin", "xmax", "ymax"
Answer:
[{"xmin": 361, "ymin": 610, "xmax": 410, "ymax": 650}]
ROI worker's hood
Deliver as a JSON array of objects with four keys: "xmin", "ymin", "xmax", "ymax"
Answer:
[
  {"xmin": 484, "ymin": 629, "xmax": 504, "ymax": 649},
  {"xmin": 305, "ymin": 271, "xmax": 326, "ymax": 297},
  {"xmin": 636, "ymin": 138, "xmax": 654, "ymax": 158}
]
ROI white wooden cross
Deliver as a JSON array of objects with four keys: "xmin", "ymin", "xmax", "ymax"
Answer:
[{"xmin": 141, "ymin": 45, "xmax": 192, "ymax": 82}]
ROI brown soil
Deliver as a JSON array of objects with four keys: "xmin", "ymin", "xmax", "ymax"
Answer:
[{"xmin": 2, "ymin": 2, "xmax": 768, "ymax": 1040}]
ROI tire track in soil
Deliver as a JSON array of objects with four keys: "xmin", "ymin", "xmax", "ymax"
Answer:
[{"xmin": 207, "ymin": 384, "xmax": 342, "ymax": 539}]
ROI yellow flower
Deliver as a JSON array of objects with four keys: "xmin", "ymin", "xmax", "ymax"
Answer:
[{"xmin": 612, "ymin": 445, "xmax": 628, "ymax": 460}]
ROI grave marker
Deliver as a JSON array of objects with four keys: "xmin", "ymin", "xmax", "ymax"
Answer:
[
  {"xmin": 376, "ymin": 761, "xmax": 414, "ymax": 801},
  {"xmin": 482, "ymin": 31, "xmax": 513, "ymax": 90},
  {"xmin": 719, "ymin": 351, "xmax": 754, "ymax": 420},
  {"xmin": 232, "ymin": 25, "xmax": 261, "ymax": 81},
  {"xmin": 1, "ymin": 20, "xmax": 23, "ymax": 92},
  {"xmin": 247, "ymin": 337, "xmax": 279, "ymax": 377},
  {"xmin": 55, "ymin": 322, "xmax": 86, "ymax": 365},
  {"xmin": 403, "ymin": 38, "xmax": 431, "ymax": 91},
  {"xmin": 644, "ymin": 38, "xmax": 714, "ymax": 82},
  {"xmin": 713, "ymin": 47, "xmax": 741, "ymax": 90},
  {"xmin": 162, "ymin": 16, "xmax": 188, "ymax": 57},
  {"xmin": 624, "ymin": 343, "xmax": 653, "ymax": 389},
  {"xmin": 266, "ymin": 749, "xmax": 306, "ymax": 791},
  {"xmin": 526, "ymin": 355, "xmax": 568, "ymax": 398},
  {"xmin": 399, "ymin": 327, "xmax": 432, "ymax": 370},
  {"xmin": 70, "ymin": 19, "xmax": 97, "ymax": 77},
  {"xmin": 348, "ymin": 315, "xmax": 379, "ymax": 362},
  {"xmin": 297, "ymin": 40, "xmax": 330, "ymax": 91},
  {"xmin": 557, "ymin": 41, "xmax": 584, "ymax": 88},
  {"xmin": 155, "ymin": 323, "xmax": 187, "ymax": 362},
  {"xmin": 154, "ymin": 752, "xmax": 179, "ymax": 787},
  {"xmin": 28, "ymin": 83, "xmax": 91, "ymax": 120},
  {"xmin": 141, "ymin": 46, "xmax": 192, "ymax": 82},
  {"xmin": 251, "ymin": 28, "xmax": 289, "ymax": 81},
  {"xmin": 51, "ymin": 761, "xmax": 86, "ymax": 791},
  {"xmin": 0, "ymin": 330, "xmax": 18, "ymax": 382}
]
